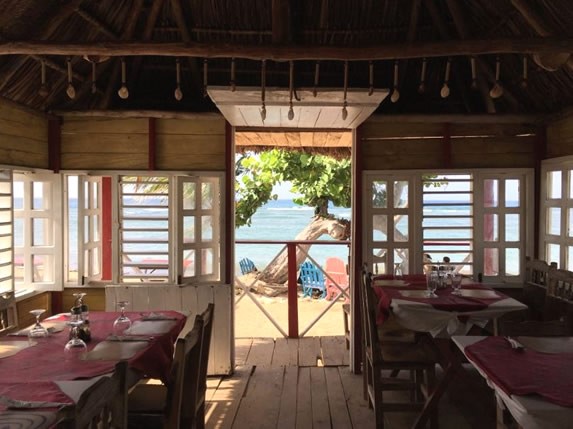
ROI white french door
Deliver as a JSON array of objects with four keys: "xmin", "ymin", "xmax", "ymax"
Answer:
[{"xmin": 77, "ymin": 176, "xmax": 102, "ymax": 284}]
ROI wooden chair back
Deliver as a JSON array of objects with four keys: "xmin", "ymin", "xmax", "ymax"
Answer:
[
  {"xmin": 544, "ymin": 269, "xmax": 573, "ymax": 330},
  {"xmin": 523, "ymin": 257, "xmax": 553, "ymax": 320},
  {"xmin": 500, "ymin": 319, "xmax": 572, "ymax": 337},
  {"xmin": 191, "ymin": 302, "xmax": 214, "ymax": 429}
]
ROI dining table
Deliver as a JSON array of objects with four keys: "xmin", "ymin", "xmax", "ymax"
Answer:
[
  {"xmin": 372, "ymin": 273, "xmax": 528, "ymax": 428},
  {"xmin": 453, "ymin": 335, "xmax": 573, "ymax": 429},
  {"xmin": 0, "ymin": 310, "xmax": 188, "ymax": 428}
]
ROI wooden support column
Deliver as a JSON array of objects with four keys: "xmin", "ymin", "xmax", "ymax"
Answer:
[
  {"xmin": 48, "ymin": 118, "xmax": 61, "ymax": 172},
  {"xmin": 102, "ymin": 177, "xmax": 112, "ymax": 280},
  {"xmin": 287, "ymin": 242, "xmax": 299, "ymax": 338},
  {"xmin": 148, "ymin": 117, "xmax": 156, "ymax": 170},
  {"xmin": 225, "ymin": 121, "xmax": 234, "ymax": 284},
  {"xmin": 351, "ymin": 127, "xmax": 363, "ymax": 374},
  {"xmin": 443, "ymin": 122, "xmax": 452, "ymax": 168},
  {"xmin": 534, "ymin": 126, "xmax": 547, "ymax": 258}
]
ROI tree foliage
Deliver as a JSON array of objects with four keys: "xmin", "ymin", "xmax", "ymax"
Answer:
[{"xmin": 235, "ymin": 149, "xmax": 351, "ymax": 227}]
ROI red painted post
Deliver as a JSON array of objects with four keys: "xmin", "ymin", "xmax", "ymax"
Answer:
[{"xmin": 287, "ymin": 242, "xmax": 299, "ymax": 338}]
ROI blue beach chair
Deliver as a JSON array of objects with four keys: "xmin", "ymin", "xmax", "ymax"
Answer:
[
  {"xmin": 299, "ymin": 261, "xmax": 327, "ymax": 298},
  {"xmin": 239, "ymin": 258, "xmax": 257, "ymax": 275}
]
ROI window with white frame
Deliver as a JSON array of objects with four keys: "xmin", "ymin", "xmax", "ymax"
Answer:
[
  {"xmin": 364, "ymin": 169, "xmax": 532, "ymax": 281},
  {"xmin": 13, "ymin": 172, "xmax": 62, "ymax": 290},
  {"xmin": 0, "ymin": 170, "xmax": 13, "ymax": 294},
  {"xmin": 540, "ymin": 156, "xmax": 573, "ymax": 269},
  {"xmin": 116, "ymin": 174, "xmax": 223, "ymax": 284}
]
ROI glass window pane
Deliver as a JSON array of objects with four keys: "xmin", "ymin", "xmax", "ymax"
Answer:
[
  {"xmin": 14, "ymin": 253, "xmax": 23, "ymax": 283},
  {"xmin": 14, "ymin": 218, "xmax": 23, "ymax": 246},
  {"xmin": 395, "ymin": 215, "xmax": 408, "ymax": 242},
  {"xmin": 372, "ymin": 248, "xmax": 387, "ymax": 275},
  {"xmin": 183, "ymin": 250, "xmax": 195, "ymax": 276},
  {"xmin": 201, "ymin": 216, "xmax": 213, "ymax": 241},
  {"xmin": 201, "ymin": 248, "xmax": 213, "ymax": 275},
  {"xmin": 568, "ymin": 247, "xmax": 573, "ymax": 271},
  {"xmin": 505, "ymin": 179, "xmax": 520, "ymax": 207},
  {"xmin": 548, "ymin": 171, "xmax": 562, "ymax": 199},
  {"xmin": 372, "ymin": 181, "xmax": 387, "ymax": 208},
  {"xmin": 547, "ymin": 243, "xmax": 560, "ymax": 267},
  {"xmin": 394, "ymin": 181, "xmax": 408, "ymax": 208},
  {"xmin": 201, "ymin": 182, "xmax": 213, "ymax": 209},
  {"xmin": 547, "ymin": 207, "xmax": 561, "ymax": 235},
  {"xmin": 506, "ymin": 214, "xmax": 519, "ymax": 242},
  {"xmin": 33, "ymin": 218, "xmax": 51, "ymax": 246},
  {"xmin": 91, "ymin": 249, "xmax": 100, "ymax": 276},
  {"xmin": 183, "ymin": 183, "xmax": 196, "ymax": 210},
  {"xmin": 33, "ymin": 182, "xmax": 47, "ymax": 210},
  {"xmin": 93, "ymin": 215, "xmax": 99, "ymax": 241},
  {"xmin": 372, "ymin": 215, "xmax": 387, "ymax": 241},
  {"xmin": 394, "ymin": 249, "xmax": 409, "ymax": 275},
  {"xmin": 483, "ymin": 214, "xmax": 498, "ymax": 242},
  {"xmin": 184, "ymin": 216, "xmax": 195, "ymax": 243},
  {"xmin": 33, "ymin": 255, "xmax": 53, "ymax": 282},
  {"xmin": 484, "ymin": 248, "xmax": 499, "ymax": 276},
  {"xmin": 484, "ymin": 179, "xmax": 498, "ymax": 207},
  {"xmin": 84, "ymin": 181, "xmax": 89, "ymax": 208},
  {"xmin": 505, "ymin": 248, "xmax": 520, "ymax": 276},
  {"xmin": 13, "ymin": 182, "xmax": 23, "ymax": 209},
  {"xmin": 92, "ymin": 182, "xmax": 98, "ymax": 209},
  {"xmin": 570, "ymin": 171, "xmax": 573, "ymax": 199}
]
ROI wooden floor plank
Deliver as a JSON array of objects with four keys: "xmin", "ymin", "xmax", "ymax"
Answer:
[
  {"xmin": 206, "ymin": 366, "xmax": 253, "ymax": 429},
  {"xmin": 276, "ymin": 365, "xmax": 298, "ymax": 429},
  {"xmin": 324, "ymin": 367, "xmax": 353, "ymax": 429},
  {"xmin": 234, "ymin": 338, "xmax": 253, "ymax": 366},
  {"xmin": 245, "ymin": 338, "xmax": 275, "ymax": 366},
  {"xmin": 320, "ymin": 335, "xmax": 348, "ymax": 366},
  {"xmin": 338, "ymin": 366, "xmax": 376, "ymax": 429},
  {"xmin": 232, "ymin": 366, "xmax": 285, "ymax": 429},
  {"xmin": 298, "ymin": 336, "xmax": 321, "ymax": 367},
  {"xmin": 310, "ymin": 367, "xmax": 331, "ymax": 429},
  {"xmin": 295, "ymin": 367, "xmax": 313, "ymax": 428},
  {"xmin": 272, "ymin": 338, "xmax": 299, "ymax": 367}
]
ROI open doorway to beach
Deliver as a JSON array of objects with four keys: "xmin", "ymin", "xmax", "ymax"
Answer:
[{"xmin": 232, "ymin": 130, "xmax": 353, "ymax": 357}]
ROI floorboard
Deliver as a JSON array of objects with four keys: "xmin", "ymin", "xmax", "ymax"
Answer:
[
  {"xmin": 272, "ymin": 338, "xmax": 298, "ymax": 367},
  {"xmin": 244, "ymin": 338, "xmax": 275, "ymax": 366},
  {"xmin": 298, "ymin": 336, "xmax": 321, "ymax": 366},
  {"xmin": 234, "ymin": 338, "xmax": 253, "ymax": 366},
  {"xmin": 295, "ymin": 367, "xmax": 314, "ymax": 428},
  {"xmin": 320, "ymin": 335, "xmax": 348, "ymax": 366},
  {"xmin": 206, "ymin": 366, "xmax": 252, "ymax": 429},
  {"xmin": 324, "ymin": 367, "xmax": 353, "ymax": 429},
  {"xmin": 310, "ymin": 367, "xmax": 332, "ymax": 429},
  {"xmin": 276, "ymin": 365, "xmax": 298, "ymax": 429}
]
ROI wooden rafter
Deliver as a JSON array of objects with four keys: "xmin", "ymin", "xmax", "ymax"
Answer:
[
  {"xmin": 0, "ymin": 37, "xmax": 570, "ymax": 60},
  {"xmin": 169, "ymin": 0, "xmax": 201, "ymax": 93},
  {"xmin": 75, "ymin": 7, "xmax": 119, "ymax": 39},
  {"xmin": 0, "ymin": 0, "xmax": 83, "ymax": 92},
  {"xmin": 272, "ymin": 0, "xmax": 292, "ymax": 43}
]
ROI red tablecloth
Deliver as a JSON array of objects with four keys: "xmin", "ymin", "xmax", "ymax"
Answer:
[{"xmin": 466, "ymin": 336, "xmax": 573, "ymax": 407}]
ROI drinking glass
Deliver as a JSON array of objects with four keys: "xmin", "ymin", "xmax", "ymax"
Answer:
[
  {"xmin": 28, "ymin": 309, "xmax": 49, "ymax": 343},
  {"xmin": 426, "ymin": 272, "xmax": 438, "ymax": 298},
  {"xmin": 451, "ymin": 273, "xmax": 463, "ymax": 295},
  {"xmin": 113, "ymin": 301, "xmax": 132, "ymax": 338},
  {"xmin": 64, "ymin": 319, "xmax": 87, "ymax": 360}
]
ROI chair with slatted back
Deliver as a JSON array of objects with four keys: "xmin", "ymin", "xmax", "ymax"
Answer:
[
  {"xmin": 299, "ymin": 261, "xmax": 327, "ymax": 298},
  {"xmin": 360, "ymin": 266, "xmax": 439, "ymax": 428},
  {"xmin": 523, "ymin": 257, "xmax": 554, "ymax": 320},
  {"xmin": 544, "ymin": 268, "xmax": 573, "ymax": 330},
  {"xmin": 128, "ymin": 314, "xmax": 204, "ymax": 429}
]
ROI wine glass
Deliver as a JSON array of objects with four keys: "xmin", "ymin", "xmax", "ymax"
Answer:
[
  {"xmin": 113, "ymin": 301, "xmax": 132, "ymax": 338},
  {"xmin": 426, "ymin": 272, "xmax": 438, "ymax": 298},
  {"xmin": 64, "ymin": 319, "xmax": 87, "ymax": 360},
  {"xmin": 451, "ymin": 273, "xmax": 463, "ymax": 295},
  {"xmin": 28, "ymin": 309, "xmax": 49, "ymax": 344}
]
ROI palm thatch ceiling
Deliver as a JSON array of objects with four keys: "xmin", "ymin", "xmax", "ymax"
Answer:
[{"xmin": 1, "ymin": 0, "xmax": 573, "ymax": 118}]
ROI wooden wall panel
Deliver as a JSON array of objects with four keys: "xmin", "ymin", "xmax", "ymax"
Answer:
[
  {"xmin": 16, "ymin": 292, "xmax": 52, "ymax": 328},
  {"xmin": 0, "ymin": 100, "xmax": 48, "ymax": 168},
  {"xmin": 547, "ymin": 113, "xmax": 573, "ymax": 158},
  {"xmin": 156, "ymin": 117, "xmax": 226, "ymax": 171}
]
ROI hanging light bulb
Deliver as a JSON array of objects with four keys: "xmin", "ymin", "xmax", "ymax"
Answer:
[
  {"xmin": 313, "ymin": 61, "xmax": 320, "ymax": 97},
  {"xmin": 288, "ymin": 61, "xmax": 295, "ymax": 121},
  {"xmin": 117, "ymin": 58, "xmax": 129, "ymax": 99},
  {"xmin": 418, "ymin": 58, "xmax": 427, "ymax": 94},
  {"xmin": 260, "ymin": 60, "xmax": 266, "ymax": 122},
  {"xmin": 38, "ymin": 60, "xmax": 48, "ymax": 98},
  {"xmin": 203, "ymin": 59, "xmax": 208, "ymax": 97},
  {"xmin": 342, "ymin": 61, "xmax": 349, "ymax": 120},
  {"xmin": 66, "ymin": 57, "xmax": 76, "ymax": 99},
  {"xmin": 174, "ymin": 59, "xmax": 183, "ymax": 101},
  {"xmin": 368, "ymin": 61, "xmax": 374, "ymax": 96},
  {"xmin": 230, "ymin": 58, "xmax": 236, "ymax": 92},
  {"xmin": 489, "ymin": 56, "xmax": 504, "ymax": 99},
  {"xmin": 470, "ymin": 57, "xmax": 478, "ymax": 90},
  {"xmin": 521, "ymin": 56, "xmax": 528, "ymax": 89},
  {"xmin": 390, "ymin": 60, "xmax": 400, "ymax": 103},
  {"xmin": 91, "ymin": 62, "xmax": 97, "ymax": 94},
  {"xmin": 440, "ymin": 58, "xmax": 451, "ymax": 98}
]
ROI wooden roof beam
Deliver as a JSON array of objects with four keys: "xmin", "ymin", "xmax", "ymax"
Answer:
[
  {"xmin": 169, "ymin": 0, "xmax": 201, "ymax": 93},
  {"xmin": 272, "ymin": 0, "xmax": 292, "ymax": 44},
  {"xmin": 510, "ymin": 0, "xmax": 573, "ymax": 72},
  {"xmin": 75, "ymin": 7, "xmax": 119, "ymax": 40},
  {"xmin": 0, "ymin": 38, "xmax": 570, "ymax": 60}
]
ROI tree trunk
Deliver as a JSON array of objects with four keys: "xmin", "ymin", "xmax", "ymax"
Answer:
[{"xmin": 258, "ymin": 216, "xmax": 347, "ymax": 284}]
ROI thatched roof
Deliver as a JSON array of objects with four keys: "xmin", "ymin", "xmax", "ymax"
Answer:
[{"xmin": 0, "ymin": 0, "xmax": 572, "ymax": 117}]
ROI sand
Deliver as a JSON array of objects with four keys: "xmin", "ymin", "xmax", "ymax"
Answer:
[{"xmin": 234, "ymin": 292, "xmax": 347, "ymax": 338}]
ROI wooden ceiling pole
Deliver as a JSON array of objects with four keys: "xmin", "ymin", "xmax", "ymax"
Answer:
[
  {"xmin": 510, "ymin": 0, "xmax": 573, "ymax": 72},
  {"xmin": 99, "ymin": 0, "xmax": 145, "ymax": 109},
  {"xmin": 400, "ymin": 0, "xmax": 422, "ymax": 87},
  {"xmin": 0, "ymin": 0, "xmax": 83, "ymax": 93},
  {"xmin": 272, "ymin": 0, "xmax": 292, "ymax": 43},
  {"xmin": 75, "ymin": 7, "xmax": 119, "ymax": 39},
  {"xmin": 169, "ymin": 0, "xmax": 201, "ymax": 93}
]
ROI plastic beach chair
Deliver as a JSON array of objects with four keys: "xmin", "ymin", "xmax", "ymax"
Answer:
[
  {"xmin": 239, "ymin": 258, "xmax": 257, "ymax": 275},
  {"xmin": 299, "ymin": 261, "xmax": 326, "ymax": 298},
  {"xmin": 325, "ymin": 257, "xmax": 349, "ymax": 300}
]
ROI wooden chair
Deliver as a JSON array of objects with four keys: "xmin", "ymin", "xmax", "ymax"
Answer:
[
  {"xmin": 522, "ymin": 257, "xmax": 554, "ymax": 320},
  {"xmin": 544, "ymin": 268, "xmax": 573, "ymax": 330},
  {"xmin": 360, "ymin": 267, "xmax": 438, "ymax": 428},
  {"xmin": 324, "ymin": 257, "xmax": 349, "ymax": 301},
  {"xmin": 128, "ymin": 307, "xmax": 211, "ymax": 429},
  {"xmin": 299, "ymin": 261, "xmax": 326, "ymax": 298}
]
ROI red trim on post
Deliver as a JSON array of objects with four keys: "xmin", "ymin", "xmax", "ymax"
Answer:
[
  {"xmin": 534, "ymin": 126, "xmax": 547, "ymax": 258},
  {"xmin": 352, "ymin": 127, "xmax": 363, "ymax": 373},
  {"xmin": 287, "ymin": 242, "xmax": 299, "ymax": 338},
  {"xmin": 148, "ymin": 117, "xmax": 156, "ymax": 170},
  {"xmin": 225, "ymin": 122, "xmax": 234, "ymax": 284},
  {"xmin": 48, "ymin": 119, "xmax": 61, "ymax": 173},
  {"xmin": 443, "ymin": 122, "xmax": 452, "ymax": 168},
  {"xmin": 101, "ymin": 177, "xmax": 112, "ymax": 280}
]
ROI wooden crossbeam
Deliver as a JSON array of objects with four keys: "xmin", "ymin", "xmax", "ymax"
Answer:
[
  {"xmin": 76, "ymin": 7, "xmax": 119, "ymax": 40},
  {"xmin": 0, "ymin": 38, "xmax": 570, "ymax": 60}
]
